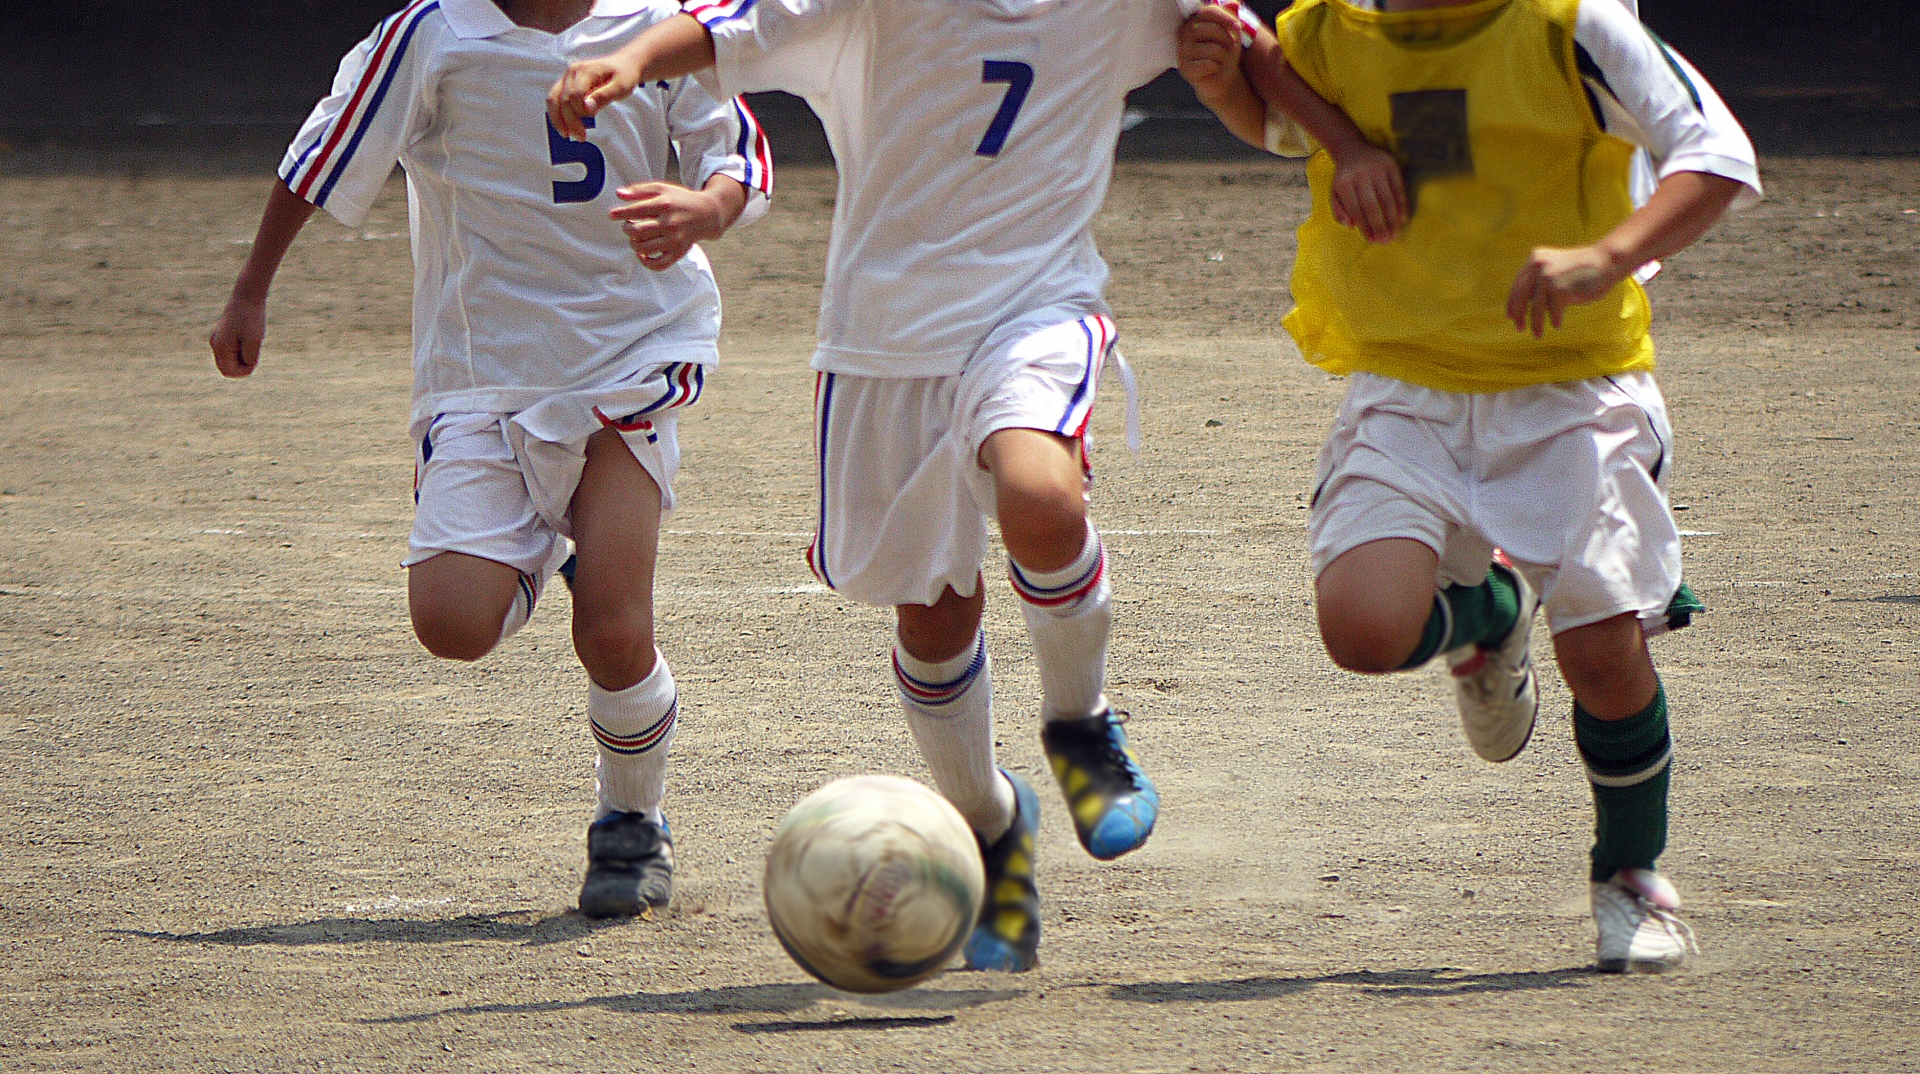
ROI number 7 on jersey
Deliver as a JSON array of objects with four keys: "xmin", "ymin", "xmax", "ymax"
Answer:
[{"xmin": 976, "ymin": 60, "xmax": 1034, "ymax": 157}]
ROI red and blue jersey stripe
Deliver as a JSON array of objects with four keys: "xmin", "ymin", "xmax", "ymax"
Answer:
[
  {"xmin": 685, "ymin": 0, "xmax": 759, "ymax": 25},
  {"xmin": 592, "ymin": 362, "xmax": 707, "ymax": 440},
  {"xmin": 806, "ymin": 372, "xmax": 838, "ymax": 591},
  {"xmin": 730, "ymin": 98, "xmax": 774, "ymax": 197},
  {"xmin": 284, "ymin": 0, "xmax": 440, "ymax": 210}
]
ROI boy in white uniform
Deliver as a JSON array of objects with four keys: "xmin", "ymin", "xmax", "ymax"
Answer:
[
  {"xmin": 1179, "ymin": 0, "xmax": 1760, "ymax": 970},
  {"xmin": 209, "ymin": 0, "xmax": 771, "ymax": 919},
  {"xmin": 549, "ymin": 0, "xmax": 1404, "ymax": 969}
]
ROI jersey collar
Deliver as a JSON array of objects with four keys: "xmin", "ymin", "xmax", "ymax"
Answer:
[
  {"xmin": 590, "ymin": 0, "xmax": 661, "ymax": 15},
  {"xmin": 438, "ymin": 0, "xmax": 661, "ymax": 40},
  {"xmin": 439, "ymin": 0, "xmax": 516, "ymax": 39}
]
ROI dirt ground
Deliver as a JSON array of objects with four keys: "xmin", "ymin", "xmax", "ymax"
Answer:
[{"xmin": 2, "ymin": 156, "xmax": 1917, "ymax": 1072}]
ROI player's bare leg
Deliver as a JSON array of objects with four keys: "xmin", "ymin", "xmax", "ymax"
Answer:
[
  {"xmin": 570, "ymin": 426, "xmax": 676, "ymax": 917},
  {"xmin": 407, "ymin": 552, "xmax": 526, "ymax": 661},
  {"xmin": 1313, "ymin": 537, "xmax": 1441, "ymax": 673},
  {"xmin": 1556, "ymin": 613, "xmax": 1693, "ymax": 971},
  {"xmin": 980, "ymin": 428, "xmax": 1087, "ymax": 574},
  {"xmin": 897, "ymin": 582, "xmax": 986, "ymax": 664},
  {"xmin": 569, "ymin": 426, "xmax": 662, "ymax": 691},
  {"xmin": 1318, "ymin": 539, "xmax": 1539, "ymax": 763},
  {"xmin": 1554, "ymin": 614, "xmax": 1658, "ymax": 720},
  {"xmin": 982, "ymin": 428, "xmax": 1157, "ymax": 860}
]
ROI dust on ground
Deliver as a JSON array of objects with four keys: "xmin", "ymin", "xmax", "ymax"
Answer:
[{"xmin": 2, "ymin": 157, "xmax": 1917, "ymax": 1071}]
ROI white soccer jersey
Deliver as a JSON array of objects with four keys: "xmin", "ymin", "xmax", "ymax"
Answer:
[
  {"xmin": 1610, "ymin": 0, "xmax": 1656, "ymax": 207},
  {"xmin": 686, "ymin": 0, "xmax": 1203, "ymax": 379},
  {"xmin": 281, "ymin": 0, "xmax": 773, "ymax": 426},
  {"xmin": 1568, "ymin": 0, "xmax": 1759, "ymax": 205}
]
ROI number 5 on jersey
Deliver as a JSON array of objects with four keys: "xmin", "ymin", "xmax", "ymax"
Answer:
[
  {"xmin": 548, "ymin": 114, "xmax": 606, "ymax": 203},
  {"xmin": 976, "ymin": 60, "xmax": 1034, "ymax": 157}
]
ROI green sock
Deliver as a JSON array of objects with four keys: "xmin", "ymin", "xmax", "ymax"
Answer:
[
  {"xmin": 1395, "ymin": 564, "xmax": 1521, "ymax": 670},
  {"xmin": 1575, "ymin": 683, "xmax": 1672, "ymax": 882}
]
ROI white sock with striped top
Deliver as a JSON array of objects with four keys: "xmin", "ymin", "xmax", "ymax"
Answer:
[
  {"xmin": 589, "ymin": 653, "xmax": 676, "ymax": 822},
  {"xmin": 1009, "ymin": 524, "xmax": 1112, "ymax": 723},
  {"xmin": 895, "ymin": 631, "xmax": 1015, "ymax": 842}
]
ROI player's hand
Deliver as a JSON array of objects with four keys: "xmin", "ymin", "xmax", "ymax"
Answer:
[
  {"xmin": 548, "ymin": 56, "xmax": 642, "ymax": 141},
  {"xmin": 612, "ymin": 182, "xmax": 726, "ymax": 270},
  {"xmin": 1506, "ymin": 244, "xmax": 1624, "ymax": 338},
  {"xmin": 1327, "ymin": 141, "xmax": 1407, "ymax": 244},
  {"xmin": 209, "ymin": 295, "xmax": 267, "ymax": 377},
  {"xmin": 1177, "ymin": 5, "xmax": 1249, "ymax": 105}
]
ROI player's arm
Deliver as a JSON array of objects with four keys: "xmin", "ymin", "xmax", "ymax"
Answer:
[
  {"xmin": 549, "ymin": 14, "xmax": 716, "ymax": 140},
  {"xmin": 1506, "ymin": 170, "xmax": 1742, "ymax": 338},
  {"xmin": 1239, "ymin": 26, "xmax": 1407, "ymax": 243},
  {"xmin": 1180, "ymin": 5, "xmax": 1406, "ymax": 243},
  {"xmin": 209, "ymin": 179, "xmax": 317, "ymax": 378},
  {"xmin": 1506, "ymin": 0, "xmax": 1758, "ymax": 336},
  {"xmin": 612, "ymin": 173, "xmax": 750, "ymax": 271},
  {"xmin": 1178, "ymin": 5, "xmax": 1267, "ymax": 147}
]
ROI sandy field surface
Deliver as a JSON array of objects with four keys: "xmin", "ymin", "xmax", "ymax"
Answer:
[{"xmin": 2, "ymin": 157, "xmax": 1917, "ymax": 1072}]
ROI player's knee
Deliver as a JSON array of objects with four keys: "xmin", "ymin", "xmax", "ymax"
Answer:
[
  {"xmin": 411, "ymin": 608, "xmax": 499, "ymax": 663},
  {"xmin": 996, "ymin": 479, "xmax": 1086, "ymax": 566},
  {"xmin": 1318, "ymin": 607, "xmax": 1419, "ymax": 674},
  {"xmin": 1554, "ymin": 613, "xmax": 1654, "ymax": 714},
  {"xmin": 573, "ymin": 609, "xmax": 655, "ymax": 686}
]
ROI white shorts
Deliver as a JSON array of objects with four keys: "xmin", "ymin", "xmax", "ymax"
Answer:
[
  {"xmin": 1307, "ymin": 371, "xmax": 1682, "ymax": 634},
  {"xmin": 808, "ymin": 316, "xmax": 1116, "ymax": 609},
  {"xmin": 404, "ymin": 362, "xmax": 701, "ymax": 576}
]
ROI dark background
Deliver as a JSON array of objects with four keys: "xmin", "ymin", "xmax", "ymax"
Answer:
[{"xmin": 1, "ymin": 0, "xmax": 1914, "ymax": 172}]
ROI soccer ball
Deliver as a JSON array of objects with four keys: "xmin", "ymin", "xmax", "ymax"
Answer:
[{"xmin": 764, "ymin": 774, "xmax": 986, "ymax": 994}]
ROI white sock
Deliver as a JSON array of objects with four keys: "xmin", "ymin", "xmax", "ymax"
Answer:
[
  {"xmin": 494, "ymin": 570, "xmax": 541, "ymax": 649},
  {"xmin": 895, "ymin": 631, "xmax": 1014, "ymax": 842},
  {"xmin": 588, "ymin": 653, "xmax": 675, "ymax": 821},
  {"xmin": 1009, "ymin": 524, "xmax": 1112, "ymax": 723}
]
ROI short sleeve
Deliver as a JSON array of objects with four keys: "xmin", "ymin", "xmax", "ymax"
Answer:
[
  {"xmin": 278, "ymin": 6, "xmax": 442, "ymax": 228},
  {"xmin": 687, "ymin": 0, "xmax": 862, "ymax": 101},
  {"xmin": 1573, "ymin": 0, "xmax": 1762, "ymax": 208},
  {"xmin": 666, "ymin": 78, "xmax": 774, "ymax": 229}
]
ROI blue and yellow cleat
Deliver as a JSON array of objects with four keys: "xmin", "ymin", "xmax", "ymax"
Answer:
[
  {"xmin": 962, "ymin": 770, "xmax": 1041, "ymax": 973},
  {"xmin": 1041, "ymin": 710, "xmax": 1158, "ymax": 860}
]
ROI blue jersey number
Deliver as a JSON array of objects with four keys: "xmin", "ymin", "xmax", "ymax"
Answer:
[
  {"xmin": 976, "ymin": 60, "xmax": 1034, "ymax": 158},
  {"xmin": 547, "ymin": 115, "xmax": 605, "ymax": 203}
]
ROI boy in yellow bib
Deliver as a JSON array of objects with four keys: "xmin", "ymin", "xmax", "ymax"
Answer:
[{"xmin": 1178, "ymin": 0, "xmax": 1760, "ymax": 970}]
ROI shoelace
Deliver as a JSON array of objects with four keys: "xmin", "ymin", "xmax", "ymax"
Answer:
[
  {"xmin": 1076, "ymin": 712, "xmax": 1142, "ymax": 790},
  {"xmin": 1640, "ymin": 899, "xmax": 1700, "ymax": 955}
]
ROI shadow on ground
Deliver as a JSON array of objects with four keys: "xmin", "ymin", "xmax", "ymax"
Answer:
[
  {"xmin": 1108, "ymin": 966, "xmax": 1599, "ymax": 1003},
  {"xmin": 361, "ymin": 982, "xmax": 1025, "ymax": 1026},
  {"xmin": 115, "ymin": 909, "xmax": 619, "ymax": 949}
]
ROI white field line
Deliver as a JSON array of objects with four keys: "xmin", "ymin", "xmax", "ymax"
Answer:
[
  {"xmin": 342, "ymin": 895, "xmax": 456, "ymax": 914},
  {"xmin": 179, "ymin": 527, "xmax": 1917, "ymax": 593}
]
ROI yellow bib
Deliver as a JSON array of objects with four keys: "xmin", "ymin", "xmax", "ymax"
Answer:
[{"xmin": 1278, "ymin": 0, "xmax": 1653, "ymax": 392}]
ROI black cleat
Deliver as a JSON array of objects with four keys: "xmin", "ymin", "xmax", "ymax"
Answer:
[{"xmin": 579, "ymin": 811, "xmax": 673, "ymax": 918}]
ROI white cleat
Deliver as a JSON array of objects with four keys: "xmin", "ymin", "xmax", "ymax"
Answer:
[
  {"xmin": 1592, "ymin": 868, "xmax": 1698, "ymax": 973},
  {"xmin": 1447, "ymin": 555, "xmax": 1540, "ymax": 762}
]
